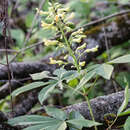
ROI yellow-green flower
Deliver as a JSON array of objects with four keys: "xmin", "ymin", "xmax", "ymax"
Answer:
[
  {"xmin": 49, "ymin": 57, "xmax": 64, "ymax": 65},
  {"xmin": 72, "ymin": 38, "xmax": 82, "ymax": 43},
  {"xmin": 71, "ymin": 28, "xmax": 84, "ymax": 36},
  {"xmin": 44, "ymin": 39, "xmax": 58, "ymax": 46},
  {"xmin": 59, "ymin": 42, "xmax": 64, "ymax": 47},
  {"xmin": 49, "ymin": 57, "xmax": 57, "ymax": 64},
  {"xmin": 41, "ymin": 21, "xmax": 53, "ymax": 29},
  {"xmin": 76, "ymin": 43, "xmax": 86, "ymax": 52},
  {"xmin": 57, "ymin": 60, "xmax": 64, "ymax": 65},
  {"xmin": 71, "ymin": 28, "xmax": 86, "ymax": 43},
  {"xmin": 36, "ymin": 8, "xmax": 48, "ymax": 15},
  {"xmin": 57, "ymin": 8, "xmax": 69, "ymax": 14},
  {"xmin": 66, "ymin": 12, "xmax": 75, "ymax": 20},
  {"xmin": 79, "ymin": 61, "xmax": 86, "ymax": 67},
  {"xmin": 85, "ymin": 45, "xmax": 99, "ymax": 53},
  {"xmin": 92, "ymin": 45, "xmax": 99, "ymax": 52},
  {"xmin": 64, "ymin": 54, "xmax": 68, "ymax": 60}
]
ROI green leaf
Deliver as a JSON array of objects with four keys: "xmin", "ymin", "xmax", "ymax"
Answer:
[
  {"xmin": 45, "ymin": 106, "xmax": 67, "ymax": 120},
  {"xmin": 23, "ymin": 124, "xmax": 46, "ymax": 130},
  {"xmin": 8, "ymin": 115, "xmax": 55, "ymax": 126},
  {"xmin": 58, "ymin": 81, "xmax": 64, "ymax": 90},
  {"xmin": 68, "ymin": 78, "xmax": 79, "ymax": 88},
  {"xmin": 116, "ymin": 72, "xmax": 130, "ymax": 88},
  {"xmin": 61, "ymin": 70, "xmax": 77, "ymax": 81},
  {"xmin": 38, "ymin": 83, "xmax": 56, "ymax": 104},
  {"xmin": 120, "ymin": 0, "xmax": 130, "ymax": 4},
  {"xmin": 117, "ymin": 81, "xmax": 129, "ymax": 115},
  {"xmin": 67, "ymin": 119, "xmax": 102, "ymax": 128},
  {"xmin": 118, "ymin": 108, "xmax": 130, "ymax": 117},
  {"xmin": 11, "ymin": 29, "xmax": 25, "ymax": 48},
  {"xmin": 8, "ymin": 115, "xmax": 66, "ymax": 130},
  {"xmin": 53, "ymin": 68, "xmax": 66, "ymax": 78},
  {"xmin": 34, "ymin": 29, "xmax": 55, "ymax": 40},
  {"xmin": 94, "ymin": 63, "xmax": 114, "ymax": 80},
  {"xmin": 25, "ymin": 13, "xmax": 34, "ymax": 28},
  {"xmin": 30, "ymin": 71, "xmax": 50, "ymax": 80},
  {"xmin": 12, "ymin": 82, "xmax": 48, "ymax": 97},
  {"xmin": 45, "ymin": 121, "xmax": 67, "ymax": 130},
  {"xmin": 23, "ymin": 120, "xmax": 65, "ymax": 130},
  {"xmin": 85, "ymin": 64, "xmax": 100, "ymax": 72},
  {"xmin": 124, "ymin": 117, "xmax": 130, "ymax": 130},
  {"xmin": 68, "ymin": 111, "xmax": 84, "ymax": 130},
  {"xmin": 66, "ymin": 71, "xmax": 79, "ymax": 83},
  {"xmin": 57, "ymin": 121, "xmax": 67, "ymax": 130},
  {"xmin": 108, "ymin": 54, "xmax": 130, "ymax": 64},
  {"xmin": 74, "ymin": 71, "xmax": 95, "ymax": 92}
]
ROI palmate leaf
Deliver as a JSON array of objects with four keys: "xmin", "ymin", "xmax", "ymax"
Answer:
[
  {"xmin": 38, "ymin": 83, "xmax": 57, "ymax": 105},
  {"xmin": 52, "ymin": 68, "xmax": 78, "ymax": 90},
  {"xmin": 12, "ymin": 82, "xmax": 48, "ymax": 97},
  {"xmin": 45, "ymin": 106, "xmax": 67, "ymax": 120},
  {"xmin": 67, "ymin": 119, "xmax": 102, "ymax": 128},
  {"xmin": 61, "ymin": 70, "xmax": 77, "ymax": 81},
  {"xmin": 74, "ymin": 71, "xmax": 95, "ymax": 92},
  {"xmin": 108, "ymin": 54, "xmax": 130, "ymax": 64}
]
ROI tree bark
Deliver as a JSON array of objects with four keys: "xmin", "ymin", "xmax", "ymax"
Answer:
[{"xmin": 65, "ymin": 90, "xmax": 130, "ymax": 123}]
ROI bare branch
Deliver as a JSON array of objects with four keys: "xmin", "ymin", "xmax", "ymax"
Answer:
[{"xmin": 65, "ymin": 90, "xmax": 130, "ymax": 123}]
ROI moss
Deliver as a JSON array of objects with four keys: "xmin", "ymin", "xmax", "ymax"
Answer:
[{"xmin": 84, "ymin": 13, "xmax": 130, "ymax": 36}]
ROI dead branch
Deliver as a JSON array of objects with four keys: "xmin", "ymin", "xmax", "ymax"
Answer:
[
  {"xmin": 0, "ymin": 62, "xmax": 56, "ymax": 80},
  {"xmin": 78, "ymin": 13, "xmax": 130, "ymax": 62},
  {"xmin": 65, "ymin": 90, "xmax": 130, "ymax": 123},
  {"xmin": 0, "ymin": 13, "xmax": 130, "ymax": 80},
  {"xmin": 0, "ymin": 13, "xmax": 129, "ymax": 128},
  {"xmin": 0, "ymin": 90, "xmax": 129, "ymax": 129},
  {"xmin": 0, "ymin": 80, "xmax": 23, "ymax": 100},
  {"xmin": 8, "ymin": 90, "xmax": 38, "ymax": 118}
]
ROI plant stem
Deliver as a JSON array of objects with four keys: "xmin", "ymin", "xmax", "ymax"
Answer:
[
  {"xmin": 86, "ymin": 76, "xmax": 99, "ymax": 95},
  {"xmin": 51, "ymin": 1, "xmax": 97, "ymax": 129},
  {"xmin": 82, "ymin": 88, "xmax": 98, "ymax": 130},
  {"xmin": 107, "ymin": 116, "xmax": 118, "ymax": 130},
  {"xmin": 51, "ymin": 0, "xmax": 80, "ymax": 72},
  {"xmin": 59, "ymin": 20, "xmax": 97, "ymax": 129},
  {"xmin": 59, "ymin": 25, "xmax": 80, "ymax": 72}
]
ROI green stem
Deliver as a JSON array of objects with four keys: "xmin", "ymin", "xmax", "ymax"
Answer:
[
  {"xmin": 59, "ymin": 24, "xmax": 80, "ymax": 72},
  {"xmin": 51, "ymin": 0, "xmax": 80, "ymax": 72},
  {"xmin": 57, "ymin": 12, "xmax": 98, "ymax": 130},
  {"xmin": 82, "ymin": 88, "xmax": 98, "ymax": 130},
  {"xmin": 51, "ymin": 1, "xmax": 97, "ymax": 129},
  {"xmin": 86, "ymin": 76, "xmax": 99, "ymax": 95}
]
